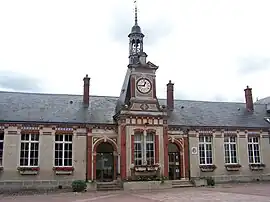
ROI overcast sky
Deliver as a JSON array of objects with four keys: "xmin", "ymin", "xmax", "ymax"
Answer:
[{"xmin": 0, "ymin": 0, "xmax": 270, "ymax": 102}]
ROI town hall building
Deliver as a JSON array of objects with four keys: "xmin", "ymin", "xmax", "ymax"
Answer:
[{"xmin": 0, "ymin": 4, "xmax": 270, "ymax": 190}]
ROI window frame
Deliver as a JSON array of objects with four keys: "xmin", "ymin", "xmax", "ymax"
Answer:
[
  {"xmin": 0, "ymin": 131, "xmax": 4, "ymax": 167},
  {"xmin": 134, "ymin": 133, "xmax": 143, "ymax": 166},
  {"xmin": 198, "ymin": 135, "xmax": 213, "ymax": 165},
  {"xmin": 19, "ymin": 133, "xmax": 40, "ymax": 167},
  {"xmin": 54, "ymin": 134, "xmax": 73, "ymax": 167},
  {"xmin": 145, "ymin": 133, "xmax": 155, "ymax": 165},
  {"xmin": 247, "ymin": 136, "xmax": 262, "ymax": 164},
  {"xmin": 224, "ymin": 136, "xmax": 238, "ymax": 164},
  {"xmin": 133, "ymin": 131, "xmax": 155, "ymax": 166}
]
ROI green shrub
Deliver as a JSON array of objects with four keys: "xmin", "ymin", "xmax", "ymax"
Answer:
[
  {"xmin": 206, "ymin": 177, "xmax": 215, "ymax": 186},
  {"xmin": 160, "ymin": 176, "xmax": 168, "ymax": 184},
  {"xmin": 72, "ymin": 180, "xmax": 87, "ymax": 192}
]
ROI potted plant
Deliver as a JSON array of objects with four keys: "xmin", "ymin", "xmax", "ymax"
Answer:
[
  {"xmin": 17, "ymin": 166, "xmax": 40, "ymax": 175},
  {"xmin": 225, "ymin": 164, "xmax": 242, "ymax": 171},
  {"xmin": 249, "ymin": 163, "xmax": 265, "ymax": 171},
  {"xmin": 199, "ymin": 165, "xmax": 217, "ymax": 172},
  {"xmin": 53, "ymin": 166, "xmax": 74, "ymax": 175}
]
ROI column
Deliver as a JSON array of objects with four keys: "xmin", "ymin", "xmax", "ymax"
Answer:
[
  {"xmin": 120, "ymin": 125, "xmax": 126, "ymax": 179},
  {"xmin": 143, "ymin": 129, "xmax": 147, "ymax": 164},
  {"xmin": 163, "ymin": 126, "xmax": 169, "ymax": 177},
  {"xmin": 184, "ymin": 137, "xmax": 189, "ymax": 179}
]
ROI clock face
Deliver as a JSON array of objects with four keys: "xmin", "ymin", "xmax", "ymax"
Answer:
[{"xmin": 136, "ymin": 78, "xmax": 152, "ymax": 94}]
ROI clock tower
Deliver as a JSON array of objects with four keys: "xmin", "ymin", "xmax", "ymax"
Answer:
[
  {"xmin": 113, "ymin": 1, "xmax": 168, "ymax": 180},
  {"xmin": 114, "ymin": 1, "xmax": 164, "ymax": 116}
]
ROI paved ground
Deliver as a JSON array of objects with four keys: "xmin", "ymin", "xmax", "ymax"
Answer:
[{"xmin": 1, "ymin": 183, "xmax": 270, "ymax": 202}]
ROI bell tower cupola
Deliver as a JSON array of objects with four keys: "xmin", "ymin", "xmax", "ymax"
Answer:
[{"xmin": 128, "ymin": 0, "xmax": 146, "ymax": 65}]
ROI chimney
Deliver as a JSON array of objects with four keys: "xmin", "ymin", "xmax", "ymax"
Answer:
[
  {"xmin": 83, "ymin": 74, "xmax": 90, "ymax": 107},
  {"xmin": 167, "ymin": 80, "xmax": 174, "ymax": 111},
  {"xmin": 244, "ymin": 85, "xmax": 254, "ymax": 111}
]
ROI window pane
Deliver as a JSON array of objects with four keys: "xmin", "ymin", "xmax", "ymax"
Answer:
[
  {"xmin": 230, "ymin": 137, "xmax": 236, "ymax": 142},
  {"xmin": 0, "ymin": 133, "xmax": 4, "ymax": 166},
  {"xmin": 31, "ymin": 134, "xmax": 39, "ymax": 141},
  {"xmin": 54, "ymin": 135, "xmax": 73, "ymax": 166},
  {"xmin": 224, "ymin": 137, "xmax": 229, "ymax": 142},
  {"xmin": 134, "ymin": 134, "xmax": 142, "ymax": 141},
  {"xmin": 199, "ymin": 136, "xmax": 205, "ymax": 142},
  {"xmin": 65, "ymin": 135, "xmax": 72, "ymax": 142},
  {"xmin": 0, "ymin": 133, "xmax": 4, "ymax": 141},
  {"xmin": 55, "ymin": 135, "xmax": 63, "ymax": 141},
  {"xmin": 248, "ymin": 137, "xmax": 261, "ymax": 164},
  {"xmin": 146, "ymin": 134, "xmax": 154, "ymax": 141},
  {"xmin": 21, "ymin": 134, "xmax": 29, "ymax": 141}
]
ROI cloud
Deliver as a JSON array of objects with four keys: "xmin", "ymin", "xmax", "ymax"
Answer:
[
  {"xmin": 1, "ymin": 0, "xmax": 270, "ymax": 102},
  {"xmin": 109, "ymin": 1, "xmax": 173, "ymax": 46},
  {"xmin": 237, "ymin": 57, "xmax": 270, "ymax": 75},
  {"xmin": 0, "ymin": 70, "xmax": 43, "ymax": 92}
]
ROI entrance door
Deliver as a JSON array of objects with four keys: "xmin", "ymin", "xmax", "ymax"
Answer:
[
  {"xmin": 96, "ymin": 142, "xmax": 114, "ymax": 182},
  {"xmin": 168, "ymin": 143, "xmax": 181, "ymax": 180}
]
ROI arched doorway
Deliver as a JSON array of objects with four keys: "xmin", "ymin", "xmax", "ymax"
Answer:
[
  {"xmin": 96, "ymin": 142, "xmax": 114, "ymax": 182},
  {"xmin": 168, "ymin": 143, "xmax": 181, "ymax": 180}
]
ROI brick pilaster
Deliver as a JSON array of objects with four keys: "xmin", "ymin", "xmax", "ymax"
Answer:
[
  {"xmin": 120, "ymin": 125, "xmax": 127, "ymax": 179},
  {"xmin": 163, "ymin": 126, "xmax": 169, "ymax": 177}
]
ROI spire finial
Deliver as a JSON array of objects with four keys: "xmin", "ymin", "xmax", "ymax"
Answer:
[{"xmin": 134, "ymin": 0, "xmax": 138, "ymax": 25}]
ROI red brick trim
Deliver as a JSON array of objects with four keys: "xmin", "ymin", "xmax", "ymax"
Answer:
[
  {"xmin": 146, "ymin": 129, "xmax": 156, "ymax": 134},
  {"xmin": 21, "ymin": 130, "xmax": 39, "ymax": 134},
  {"xmin": 247, "ymin": 132, "xmax": 260, "ymax": 137},
  {"xmin": 198, "ymin": 132, "xmax": 213, "ymax": 136},
  {"xmin": 55, "ymin": 130, "xmax": 73, "ymax": 135},
  {"xmin": 223, "ymin": 132, "xmax": 237, "ymax": 137},
  {"xmin": 183, "ymin": 137, "xmax": 189, "ymax": 179},
  {"xmin": 134, "ymin": 128, "xmax": 144, "ymax": 133},
  {"xmin": 168, "ymin": 139, "xmax": 184, "ymax": 178},
  {"xmin": 120, "ymin": 125, "xmax": 127, "ymax": 179},
  {"xmin": 163, "ymin": 126, "xmax": 169, "ymax": 177},
  {"xmin": 155, "ymin": 135, "xmax": 159, "ymax": 164}
]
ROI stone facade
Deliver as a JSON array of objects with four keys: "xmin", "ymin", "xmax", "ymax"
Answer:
[
  {"xmin": 189, "ymin": 130, "xmax": 270, "ymax": 182},
  {"xmin": 0, "ymin": 125, "xmax": 87, "ymax": 190},
  {"xmin": 1, "ymin": 5, "xmax": 270, "ymax": 191}
]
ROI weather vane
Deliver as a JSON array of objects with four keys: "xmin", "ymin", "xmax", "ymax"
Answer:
[{"xmin": 134, "ymin": 0, "xmax": 138, "ymax": 25}]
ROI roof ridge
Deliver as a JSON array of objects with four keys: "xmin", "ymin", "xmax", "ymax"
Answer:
[{"xmin": 0, "ymin": 91, "xmax": 267, "ymax": 105}]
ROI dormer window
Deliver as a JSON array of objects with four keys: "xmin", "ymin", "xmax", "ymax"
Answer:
[{"xmin": 264, "ymin": 117, "xmax": 270, "ymax": 123}]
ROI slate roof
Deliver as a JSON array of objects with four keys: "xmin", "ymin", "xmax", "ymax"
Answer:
[
  {"xmin": 0, "ymin": 91, "xmax": 270, "ymax": 128},
  {"xmin": 255, "ymin": 96, "xmax": 270, "ymax": 105},
  {"xmin": 115, "ymin": 68, "xmax": 131, "ymax": 115}
]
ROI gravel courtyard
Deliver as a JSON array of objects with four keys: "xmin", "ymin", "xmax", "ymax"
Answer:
[{"xmin": 1, "ymin": 183, "xmax": 270, "ymax": 202}]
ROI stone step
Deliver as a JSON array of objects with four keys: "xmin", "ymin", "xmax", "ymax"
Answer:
[
  {"xmin": 172, "ymin": 180, "xmax": 194, "ymax": 188},
  {"xmin": 96, "ymin": 182, "xmax": 123, "ymax": 191},
  {"xmin": 97, "ymin": 187, "xmax": 122, "ymax": 191}
]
